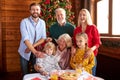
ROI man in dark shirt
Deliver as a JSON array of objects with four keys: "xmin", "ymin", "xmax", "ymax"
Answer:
[{"xmin": 48, "ymin": 8, "xmax": 75, "ymax": 44}]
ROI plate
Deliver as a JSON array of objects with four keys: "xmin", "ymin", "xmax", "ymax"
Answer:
[{"xmin": 23, "ymin": 73, "xmax": 47, "ymax": 80}]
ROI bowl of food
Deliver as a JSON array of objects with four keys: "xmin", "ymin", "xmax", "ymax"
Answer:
[{"xmin": 59, "ymin": 71, "xmax": 79, "ymax": 80}]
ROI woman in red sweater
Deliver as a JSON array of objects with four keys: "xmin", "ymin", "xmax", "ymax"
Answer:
[{"xmin": 73, "ymin": 8, "xmax": 101, "ymax": 76}]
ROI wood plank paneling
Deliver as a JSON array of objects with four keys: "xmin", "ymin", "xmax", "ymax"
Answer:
[
  {"xmin": 0, "ymin": 0, "xmax": 40, "ymax": 72},
  {"xmin": 0, "ymin": 0, "xmax": 3, "ymax": 72},
  {"xmin": 3, "ymin": 41, "xmax": 19, "ymax": 47},
  {"xmin": 1, "ymin": 0, "xmax": 40, "ymax": 11},
  {"xmin": 1, "ymin": 22, "xmax": 20, "ymax": 28},
  {"xmin": 71, "ymin": 0, "xmax": 81, "ymax": 24}
]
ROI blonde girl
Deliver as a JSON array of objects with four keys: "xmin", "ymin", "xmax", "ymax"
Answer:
[
  {"xmin": 36, "ymin": 42, "xmax": 60, "ymax": 76},
  {"xmin": 70, "ymin": 32, "xmax": 95, "ymax": 74}
]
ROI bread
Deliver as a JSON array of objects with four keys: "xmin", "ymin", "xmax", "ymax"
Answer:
[{"xmin": 59, "ymin": 72, "xmax": 79, "ymax": 80}]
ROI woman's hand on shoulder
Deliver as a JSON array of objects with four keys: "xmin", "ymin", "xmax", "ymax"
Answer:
[
  {"xmin": 71, "ymin": 46, "xmax": 76, "ymax": 57},
  {"xmin": 46, "ymin": 37, "xmax": 52, "ymax": 42},
  {"xmin": 84, "ymin": 48, "xmax": 93, "ymax": 59}
]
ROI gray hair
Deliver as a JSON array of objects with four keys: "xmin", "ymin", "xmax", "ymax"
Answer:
[
  {"xmin": 55, "ymin": 8, "xmax": 66, "ymax": 17},
  {"xmin": 57, "ymin": 33, "xmax": 72, "ymax": 47}
]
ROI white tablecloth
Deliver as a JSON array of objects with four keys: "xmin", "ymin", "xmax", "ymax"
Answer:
[
  {"xmin": 78, "ymin": 71, "xmax": 104, "ymax": 80},
  {"xmin": 23, "ymin": 70, "xmax": 104, "ymax": 80}
]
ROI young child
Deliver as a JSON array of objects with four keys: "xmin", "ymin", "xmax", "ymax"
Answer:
[
  {"xmin": 70, "ymin": 32, "xmax": 95, "ymax": 74},
  {"xmin": 36, "ymin": 42, "xmax": 61, "ymax": 76}
]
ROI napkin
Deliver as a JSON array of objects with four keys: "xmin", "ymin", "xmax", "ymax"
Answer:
[{"xmin": 31, "ymin": 77, "xmax": 41, "ymax": 80}]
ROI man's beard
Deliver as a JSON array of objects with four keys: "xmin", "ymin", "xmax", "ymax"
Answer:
[
  {"xmin": 57, "ymin": 19, "xmax": 66, "ymax": 25},
  {"xmin": 31, "ymin": 13, "xmax": 40, "ymax": 18}
]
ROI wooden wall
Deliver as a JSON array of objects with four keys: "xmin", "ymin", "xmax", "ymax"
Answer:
[
  {"xmin": 0, "ymin": 0, "xmax": 40, "ymax": 72},
  {"xmin": 71, "ymin": 0, "xmax": 96, "ymax": 25},
  {"xmin": 71, "ymin": 0, "xmax": 80, "ymax": 25},
  {"xmin": 0, "ymin": 0, "xmax": 2, "ymax": 71}
]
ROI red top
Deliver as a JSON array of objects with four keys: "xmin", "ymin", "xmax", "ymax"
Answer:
[{"xmin": 73, "ymin": 25, "xmax": 101, "ymax": 56}]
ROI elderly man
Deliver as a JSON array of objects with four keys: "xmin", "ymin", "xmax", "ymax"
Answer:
[{"xmin": 48, "ymin": 8, "xmax": 75, "ymax": 44}]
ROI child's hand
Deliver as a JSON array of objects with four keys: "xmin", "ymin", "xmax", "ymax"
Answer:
[
  {"xmin": 76, "ymin": 64, "xmax": 83, "ymax": 69},
  {"xmin": 40, "ymin": 71, "xmax": 48, "ymax": 76},
  {"xmin": 34, "ymin": 64, "xmax": 41, "ymax": 72}
]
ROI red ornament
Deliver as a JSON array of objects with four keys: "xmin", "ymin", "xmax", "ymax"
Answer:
[{"xmin": 44, "ymin": 0, "xmax": 50, "ymax": 4}]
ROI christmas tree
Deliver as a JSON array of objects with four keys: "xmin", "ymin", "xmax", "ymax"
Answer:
[{"xmin": 39, "ymin": 0, "xmax": 75, "ymax": 32}]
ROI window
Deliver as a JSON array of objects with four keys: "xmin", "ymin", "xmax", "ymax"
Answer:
[{"xmin": 97, "ymin": 0, "xmax": 120, "ymax": 37}]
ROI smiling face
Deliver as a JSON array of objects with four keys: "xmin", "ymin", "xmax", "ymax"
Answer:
[
  {"xmin": 44, "ymin": 42, "xmax": 55, "ymax": 55},
  {"xmin": 76, "ymin": 36, "xmax": 86, "ymax": 49},
  {"xmin": 79, "ymin": 10, "xmax": 87, "ymax": 24},
  {"xmin": 45, "ymin": 47, "xmax": 54, "ymax": 55},
  {"xmin": 30, "ymin": 5, "xmax": 41, "ymax": 18},
  {"xmin": 57, "ymin": 37, "xmax": 67, "ymax": 51},
  {"xmin": 55, "ymin": 9, "xmax": 66, "ymax": 25}
]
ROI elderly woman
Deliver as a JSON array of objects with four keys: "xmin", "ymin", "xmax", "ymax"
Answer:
[
  {"xmin": 55, "ymin": 33, "xmax": 72, "ymax": 69},
  {"xmin": 34, "ymin": 33, "xmax": 72, "ymax": 71}
]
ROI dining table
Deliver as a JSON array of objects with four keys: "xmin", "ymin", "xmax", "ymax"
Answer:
[{"xmin": 23, "ymin": 70, "xmax": 104, "ymax": 80}]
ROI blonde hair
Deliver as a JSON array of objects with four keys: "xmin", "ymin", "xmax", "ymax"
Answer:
[
  {"xmin": 57, "ymin": 33, "xmax": 72, "ymax": 47},
  {"xmin": 43, "ymin": 42, "xmax": 56, "ymax": 55},
  {"xmin": 77, "ymin": 9, "xmax": 93, "ymax": 26},
  {"xmin": 76, "ymin": 32, "xmax": 88, "ymax": 51},
  {"xmin": 76, "ymin": 32, "xmax": 88, "ymax": 43}
]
